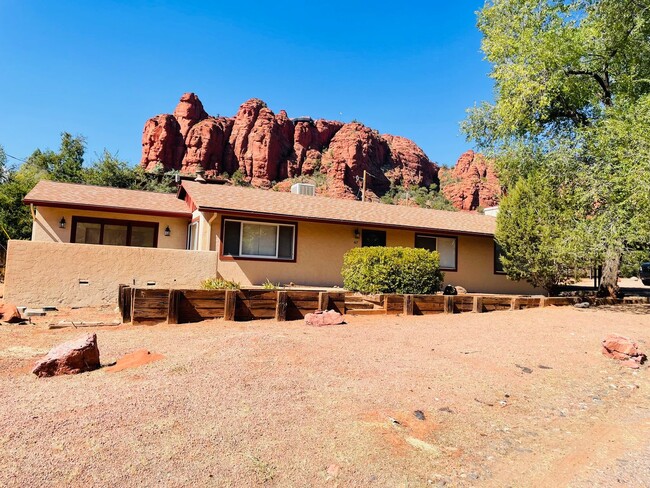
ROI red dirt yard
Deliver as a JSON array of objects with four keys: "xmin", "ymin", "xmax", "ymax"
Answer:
[{"xmin": 1, "ymin": 305, "xmax": 649, "ymax": 487}]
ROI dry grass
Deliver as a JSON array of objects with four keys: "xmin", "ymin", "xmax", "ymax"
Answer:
[{"xmin": 1, "ymin": 305, "xmax": 649, "ymax": 487}]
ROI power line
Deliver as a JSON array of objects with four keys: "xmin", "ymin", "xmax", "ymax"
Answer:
[{"xmin": 6, "ymin": 154, "xmax": 27, "ymax": 163}]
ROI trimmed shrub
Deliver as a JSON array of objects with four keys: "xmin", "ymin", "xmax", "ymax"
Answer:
[{"xmin": 341, "ymin": 247, "xmax": 444, "ymax": 294}]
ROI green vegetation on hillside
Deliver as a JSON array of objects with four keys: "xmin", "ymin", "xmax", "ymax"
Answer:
[{"xmin": 0, "ymin": 133, "xmax": 177, "ymax": 251}]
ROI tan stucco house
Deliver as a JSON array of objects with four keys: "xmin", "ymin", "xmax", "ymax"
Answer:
[{"xmin": 4, "ymin": 179, "xmax": 540, "ymax": 306}]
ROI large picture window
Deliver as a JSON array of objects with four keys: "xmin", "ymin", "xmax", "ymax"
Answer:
[
  {"xmin": 71, "ymin": 217, "xmax": 158, "ymax": 248},
  {"xmin": 414, "ymin": 234, "xmax": 457, "ymax": 270},
  {"xmin": 222, "ymin": 219, "xmax": 296, "ymax": 260}
]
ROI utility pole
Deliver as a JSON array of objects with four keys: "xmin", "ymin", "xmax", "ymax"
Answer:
[{"xmin": 361, "ymin": 170, "xmax": 367, "ymax": 202}]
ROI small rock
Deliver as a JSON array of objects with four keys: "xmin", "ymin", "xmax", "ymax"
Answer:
[
  {"xmin": 414, "ymin": 410, "xmax": 426, "ymax": 421},
  {"xmin": 438, "ymin": 407, "xmax": 454, "ymax": 414},
  {"xmin": 0, "ymin": 303, "xmax": 23, "ymax": 323},
  {"xmin": 304, "ymin": 310, "xmax": 345, "ymax": 327},
  {"xmin": 515, "ymin": 364, "xmax": 533, "ymax": 374},
  {"xmin": 574, "ymin": 302, "xmax": 590, "ymax": 309},
  {"xmin": 32, "ymin": 333, "xmax": 100, "ymax": 377}
]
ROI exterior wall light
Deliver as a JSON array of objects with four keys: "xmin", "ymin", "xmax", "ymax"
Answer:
[
  {"xmin": 164, "ymin": 226, "xmax": 171, "ymax": 237},
  {"xmin": 59, "ymin": 217, "xmax": 66, "ymax": 229},
  {"xmin": 354, "ymin": 228, "xmax": 360, "ymax": 240}
]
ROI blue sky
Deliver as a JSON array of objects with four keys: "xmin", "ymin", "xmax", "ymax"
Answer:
[{"xmin": 0, "ymin": 1, "xmax": 492, "ymax": 168}]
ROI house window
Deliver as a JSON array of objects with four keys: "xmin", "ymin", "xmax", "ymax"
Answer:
[
  {"xmin": 71, "ymin": 217, "xmax": 158, "ymax": 247},
  {"xmin": 187, "ymin": 222, "xmax": 199, "ymax": 250},
  {"xmin": 222, "ymin": 219, "xmax": 296, "ymax": 260},
  {"xmin": 362, "ymin": 229, "xmax": 386, "ymax": 247},
  {"xmin": 414, "ymin": 234, "xmax": 457, "ymax": 270},
  {"xmin": 494, "ymin": 241, "xmax": 506, "ymax": 274}
]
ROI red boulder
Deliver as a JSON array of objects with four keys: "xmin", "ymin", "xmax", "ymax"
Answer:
[
  {"xmin": 32, "ymin": 333, "xmax": 101, "ymax": 377},
  {"xmin": 601, "ymin": 334, "xmax": 646, "ymax": 367},
  {"xmin": 305, "ymin": 310, "xmax": 345, "ymax": 327},
  {"xmin": 0, "ymin": 303, "xmax": 22, "ymax": 323}
]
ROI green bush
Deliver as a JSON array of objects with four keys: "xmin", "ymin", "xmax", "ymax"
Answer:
[
  {"xmin": 341, "ymin": 247, "xmax": 444, "ymax": 294},
  {"xmin": 200, "ymin": 277, "xmax": 240, "ymax": 290}
]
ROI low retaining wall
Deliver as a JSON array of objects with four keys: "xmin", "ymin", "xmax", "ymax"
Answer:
[
  {"xmin": 121, "ymin": 287, "xmax": 346, "ymax": 324},
  {"xmin": 122, "ymin": 287, "xmax": 647, "ymax": 325},
  {"xmin": 4, "ymin": 240, "xmax": 218, "ymax": 307}
]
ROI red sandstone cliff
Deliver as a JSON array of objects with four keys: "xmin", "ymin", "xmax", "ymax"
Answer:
[
  {"xmin": 439, "ymin": 150, "xmax": 502, "ymax": 211},
  {"xmin": 141, "ymin": 93, "xmax": 439, "ymax": 199}
]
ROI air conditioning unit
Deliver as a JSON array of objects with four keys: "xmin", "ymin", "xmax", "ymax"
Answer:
[{"xmin": 290, "ymin": 183, "xmax": 316, "ymax": 196}]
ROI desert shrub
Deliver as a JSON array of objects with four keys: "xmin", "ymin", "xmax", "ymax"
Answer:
[
  {"xmin": 341, "ymin": 246, "xmax": 443, "ymax": 294},
  {"xmin": 262, "ymin": 278, "xmax": 281, "ymax": 289},
  {"xmin": 200, "ymin": 277, "xmax": 240, "ymax": 290}
]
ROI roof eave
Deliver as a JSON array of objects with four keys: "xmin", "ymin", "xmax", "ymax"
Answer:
[
  {"xmin": 195, "ymin": 205, "xmax": 495, "ymax": 238},
  {"xmin": 23, "ymin": 199, "xmax": 192, "ymax": 219}
]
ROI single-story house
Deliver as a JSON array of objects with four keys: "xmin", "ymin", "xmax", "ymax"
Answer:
[{"xmin": 3, "ymin": 179, "xmax": 541, "ymax": 306}]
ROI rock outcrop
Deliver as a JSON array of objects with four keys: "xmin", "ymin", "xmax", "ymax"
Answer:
[
  {"xmin": 141, "ymin": 93, "xmax": 439, "ymax": 199},
  {"xmin": 32, "ymin": 333, "xmax": 101, "ymax": 377},
  {"xmin": 439, "ymin": 150, "xmax": 502, "ymax": 211}
]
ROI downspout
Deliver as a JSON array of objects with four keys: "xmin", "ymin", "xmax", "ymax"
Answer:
[{"xmin": 30, "ymin": 203, "xmax": 36, "ymax": 220}]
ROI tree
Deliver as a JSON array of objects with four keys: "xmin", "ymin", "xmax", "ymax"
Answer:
[
  {"xmin": 0, "ymin": 135, "xmax": 178, "ymax": 251},
  {"xmin": 464, "ymin": 0, "xmax": 650, "ymax": 296},
  {"xmin": 24, "ymin": 132, "xmax": 86, "ymax": 183},
  {"xmin": 495, "ymin": 169, "xmax": 585, "ymax": 294}
]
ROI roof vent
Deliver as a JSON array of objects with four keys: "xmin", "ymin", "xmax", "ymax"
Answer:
[
  {"xmin": 291, "ymin": 183, "xmax": 315, "ymax": 196},
  {"xmin": 195, "ymin": 168, "xmax": 206, "ymax": 183}
]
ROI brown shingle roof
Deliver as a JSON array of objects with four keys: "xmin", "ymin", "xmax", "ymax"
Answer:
[
  {"xmin": 24, "ymin": 180, "xmax": 192, "ymax": 218},
  {"xmin": 180, "ymin": 181, "xmax": 496, "ymax": 236}
]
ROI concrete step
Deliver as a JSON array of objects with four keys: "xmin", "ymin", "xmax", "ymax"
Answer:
[{"xmin": 24, "ymin": 309, "xmax": 47, "ymax": 317}]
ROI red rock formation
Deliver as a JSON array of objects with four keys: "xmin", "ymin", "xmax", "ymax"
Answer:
[
  {"xmin": 141, "ymin": 93, "xmax": 440, "ymax": 199},
  {"xmin": 440, "ymin": 150, "xmax": 502, "ymax": 211},
  {"xmin": 383, "ymin": 135, "xmax": 436, "ymax": 188},
  {"xmin": 141, "ymin": 114, "xmax": 184, "ymax": 171},
  {"xmin": 174, "ymin": 92, "xmax": 208, "ymax": 139},
  {"xmin": 181, "ymin": 117, "xmax": 233, "ymax": 174}
]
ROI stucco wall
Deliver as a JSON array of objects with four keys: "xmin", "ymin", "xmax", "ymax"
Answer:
[
  {"xmin": 4, "ymin": 240, "xmax": 217, "ymax": 307},
  {"xmin": 32, "ymin": 206, "xmax": 189, "ymax": 250},
  {"xmin": 213, "ymin": 214, "xmax": 542, "ymax": 295}
]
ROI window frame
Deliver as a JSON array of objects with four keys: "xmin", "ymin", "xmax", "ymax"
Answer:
[
  {"xmin": 70, "ymin": 216, "xmax": 158, "ymax": 248},
  {"xmin": 414, "ymin": 233, "xmax": 458, "ymax": 271},
  {"xmin": 187, "ymin": 220, "xmax": 199, "ymax": 250},
  {"xmin": 220, "ymin": 217, "xmax": 298, "ymax": 262},
  {"xmin": 361, "ymin": 229, "xmax": 387, "ymax": 247}
]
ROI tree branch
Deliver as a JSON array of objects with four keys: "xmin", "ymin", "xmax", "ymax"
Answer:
[{"xmin": 565, "ymin": 69, "xmax": 612, "ymax": 106}]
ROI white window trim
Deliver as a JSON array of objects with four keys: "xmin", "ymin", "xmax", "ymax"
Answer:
[
  {"xmin": 187, "ymin": 222, "xmax": 199, "ymax": 250},
  {"xmin": 225, "ymin": 219, "xmax": 295, "ymax": 260},
  {"xmin": 415, "ymin": 234, "xmax": 457, "ymax": 271}
]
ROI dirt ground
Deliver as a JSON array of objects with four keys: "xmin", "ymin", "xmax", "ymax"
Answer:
[{"xmin": 1, "ymin": 305, "xmax": 649, "ymax": 487}]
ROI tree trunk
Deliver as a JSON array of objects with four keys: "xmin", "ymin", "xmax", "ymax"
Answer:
[{"xmin": 597, "ymin": 251, "xmax": 621, "ymax": 298}]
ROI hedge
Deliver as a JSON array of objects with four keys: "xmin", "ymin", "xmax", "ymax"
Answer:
[{"xmin": 341, "ymin": 246, "xmax": 444, "ymax": 294}]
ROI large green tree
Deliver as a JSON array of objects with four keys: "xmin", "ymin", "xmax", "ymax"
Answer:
[{"xmin": 464, "ymin": 0, "xmax": 650, "ymax": 296}]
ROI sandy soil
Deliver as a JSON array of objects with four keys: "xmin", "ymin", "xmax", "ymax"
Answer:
[{"xmin": 1, "ymin": 305, "xmax": 649, "ymax": 487}]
